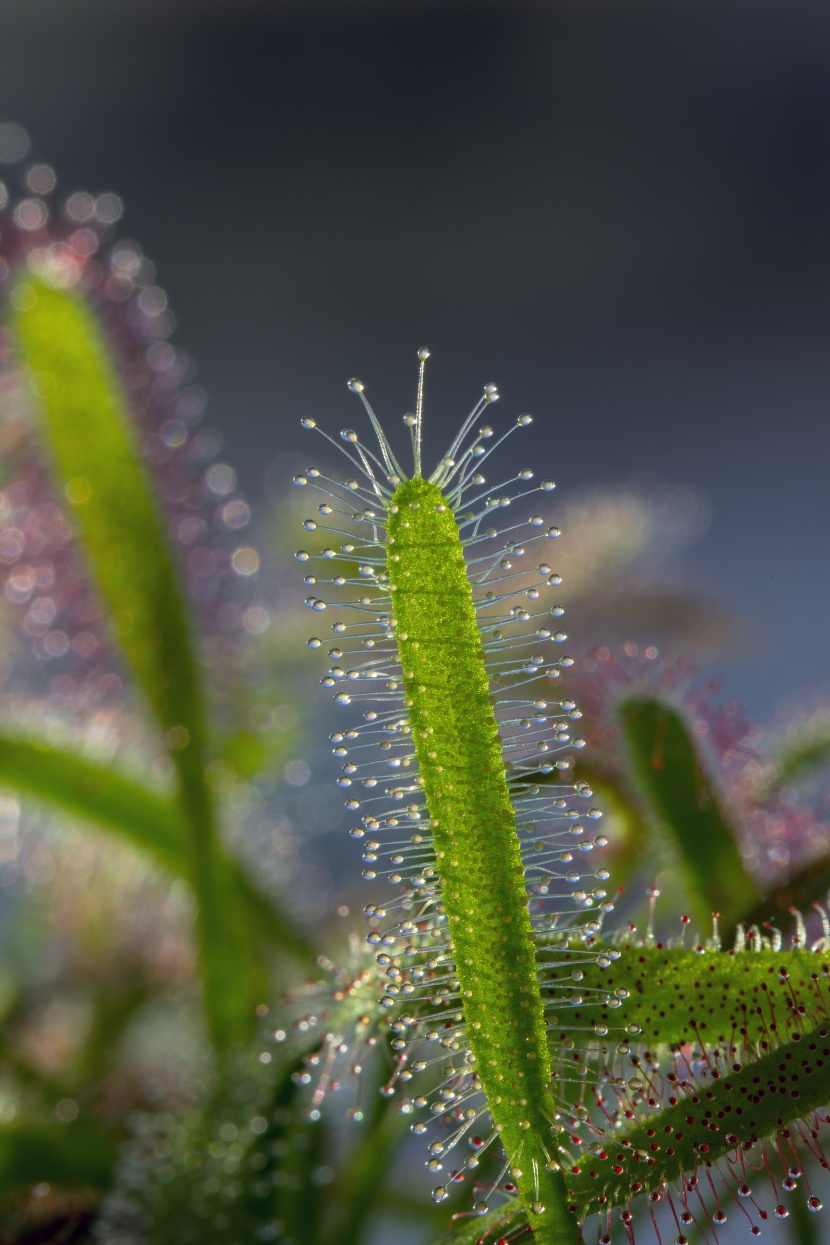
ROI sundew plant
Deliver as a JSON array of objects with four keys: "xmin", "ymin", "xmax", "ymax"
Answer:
[
  {"xmin": 295, "ymin": 358, "xmax": 830, "ymax": 1245},
  {"xmin": 297, "ymin": 355, "xmax": 604, "ymax": 1242},
  {"xmin": 0, "ymin": 135, "xmax": 828, "ymax": 1245}
]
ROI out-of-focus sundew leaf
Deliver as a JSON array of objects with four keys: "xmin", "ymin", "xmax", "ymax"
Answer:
[
  {"xmin": 10, "ymin": 280, "xmax": 207, "ymax": 769},
  {"xmin": 262, "ymin": 1061, "xmax": 327, "ymax": 1245},
  {"xmin": 619, "ymin": 697, "xmax": 760, "ymax": 929},
  {"xmin": 0, "ymin": 733, "xmax": 180, "ymax": 863},
  {"xmin": 569, "ymin": 760, "xmax": 645, "ymax": 882},
  {"xmin": 10, "ymin": 280, "xmax": 251, "ymax": 1052},
  {"xmin": 332, "ymin": 1094, "xmax": 425, "ymax": 1245},
  {"xmin": 756, "ymin": 729, "xmax": 830, "ymax": 798},
  {"xmin": 0, "ymin": 1118, "xmax": 115, "ymax": 1193},
  {"xmin": 790, "ymin": 1172, "xmax": 824, "ymax": 1245},
  {"xmin": 219, "ymin": 728, "xmax": 271, "ymax": 780},
  {"xmin": 0, "ymin": 732, "xmax": 313, "ymax": 961},
  {"xmin": 523, "ymin": 763, "xmax": 645, "ymax": 887},
  {"xmin": 101, "ymin": 1044, "xmax": 331, "ymax": 1244},
  {"xmin": 737, "ymin": 850, "xmax": 830, "ymax": 934}
]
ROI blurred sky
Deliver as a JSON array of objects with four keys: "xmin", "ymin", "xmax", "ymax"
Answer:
[{"xmin": 1, "ymin": 0, "xmax": 829, "ymax": 722}]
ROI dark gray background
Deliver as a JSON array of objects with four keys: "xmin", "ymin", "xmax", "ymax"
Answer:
[{"xmin": 2, "ymin": 0, "xmax": 829, "ymax": 723}]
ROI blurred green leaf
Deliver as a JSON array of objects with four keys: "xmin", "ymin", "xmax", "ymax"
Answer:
[
  {"xmin": 570, "ymin": 760, "xmax": 647, "ymax": 881},
  {"xmin": 11, "ymin": 280, "xmax": 207, "ymax": 763},
  {"xmin": 790, "ymin": 1168, "xmax": 823, "ymax": 1245},
  {"xmin": 219, "ymin": 728, "xmax": 270, "ymax": 780},
  {"xmin": 756, "ymin": 730, "xmax": 830, "ymax": 798},
  {"xmin": 619, "ymin": 697, "xmax": 760, "ymax": 930},
  {"xmin": 11, "ymin": 281, "xmax": 252, "ymax": 1051},
  {"xmin": 117, "ymin": 1042, "xmax": 331, "ymax": 1245},
  {"xmin": 264, "ymin": 1059, "xmax": 327, "ymax": 1245},
  {"xmin": 737, "ymin": 850, "xmax": 830, "ymax": 933},
  {"xmin": 330, "ymin": 1089, "xmax": 411, "ymax": 1245},
  {"xmin": 0, "ymin": 733, "xmax": 178, "ymax": 863},
  {"xmin": 525, "ymin": 763, "xmax": 652, "ymax": 886},
  {"xmin": 0, "ymin": 731, "xmax": 313, "ymax": 961},
  {"xmin": 0, "ymin": 1118, "xmax": 114, "ymax": 1193}
]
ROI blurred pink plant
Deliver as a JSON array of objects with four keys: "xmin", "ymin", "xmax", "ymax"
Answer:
[
  {"xmin": 0, "ymin": 136, "xmax": 263, "ymax": 711},
  {"xmin": 562, "ymin": 644, "xmax": 830, "ymax": 890}
]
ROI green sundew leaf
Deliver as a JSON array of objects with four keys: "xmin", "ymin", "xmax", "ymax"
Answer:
[
  {"xmin": 447, "ymin": 1010, "xmax": 830, "ymax": 1232},
  {"xmin": 430, "ymin": 1206, "xmax": 526, "ymax": 1245},
  {"xmin": 10, "ymin": 280, "xmax": 247, "ymax": 1050},
  {"xmin": 0, "ymin": 1118, "xmax": 115, "ymax": 1192},
  {"xmin": 545, "ymin": 946, "xmax": 830, "ymax": 1051},
  {"xmin": 567, "ymin": 1020, "xmax": 830, "ymax": 1215},
  {"xmin": 0, "ymin": 732, "xmax": 313, "ymax": 961},
  {"xmin": 387, "ymin": 475, "xmax": 576, "ymax": 1244},
  {"xmin": 619, "ymin": 698, "xmax": 760, "ymax": 928}
]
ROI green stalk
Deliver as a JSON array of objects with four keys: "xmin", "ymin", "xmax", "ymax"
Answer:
[{"xmin": 388, "ymin": 475, "xmax": 576, "ymax": 1244}]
